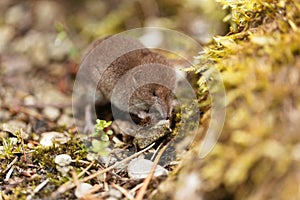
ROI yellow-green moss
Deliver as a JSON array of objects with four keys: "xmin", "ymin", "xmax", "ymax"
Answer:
[{"xmin": 156, "ymin": 0, "xmax": 300, "ymax": 199}]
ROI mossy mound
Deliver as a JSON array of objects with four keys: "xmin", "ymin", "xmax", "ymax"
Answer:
[{"xmin": 156, "ymin": 0, "xmax": 300, "ymax": 199}]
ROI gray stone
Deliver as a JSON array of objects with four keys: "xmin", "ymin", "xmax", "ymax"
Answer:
[
  {"xmin": 12, "ymin": 31, "xmax": 49, "ymax": 66},
  {"xmin": 127, "ymin": 158, "xmax": 168, "ymax": 179},
  {"xmin": 43, "ymin": 106, "xmax": 60, "ymax": 121},
  {"xmin": 5, "ymin": 4, "xmax": 32, "ymax": 31},
  {"xmin": 0, "ymin": 26, "xmax": 15, "ymax": 54},
  {"xmin": 75, "ymin": 183, "xmax": 93, "ymax": 199}
]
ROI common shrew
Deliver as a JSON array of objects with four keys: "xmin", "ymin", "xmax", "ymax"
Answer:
[{"xmin": 80, "ymin": 35, "xmax": 176, "ymax": 124}]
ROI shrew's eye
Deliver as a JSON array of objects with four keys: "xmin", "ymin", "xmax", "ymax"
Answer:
[{"xmin": 153, "ymin": 89, "xmax": 161, "ymax": 97}]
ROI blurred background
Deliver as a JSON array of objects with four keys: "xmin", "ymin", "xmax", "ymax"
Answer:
[{"xmin": 0, "ymin": 0, "xmax": 227, "ymax": 67}]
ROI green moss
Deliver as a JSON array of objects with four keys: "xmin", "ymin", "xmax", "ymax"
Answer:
[
  {"xmin": 0, "ymin": 131, "xmax": 88, "ymax": 199},
  {"xmin": 156, "ymin": 0, "xmax": 300, "ymax": 199}
]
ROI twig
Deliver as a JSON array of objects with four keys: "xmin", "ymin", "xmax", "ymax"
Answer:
[
  {"xmin": 2, "ymin": 156, "xmax": 18, "ymax": 173},
  {"xmin": 129, "ymin": 183, "xmax": 143, "ymax": 195},
  {"xmin": 77, "ymin": 161, "xmax": 96, "ymax": 178},
  {"xmin": 26, "ymin": 179, "xmax": 49, "ymax": 200},
  {"xmin": 112, "ymin": 183, "xmax": 134, "ymax": 200},
  {"xmin": 74, "ymin": 171, "xmax": 102, "ymax": 199},
  {"xmin": 52, "ymin": 161, "xmax": 95, "ymax": 198},
  {"xmin": 150, "ymin": 143, "xmax": 163, "ymax": 161},
  {"xmin": 86, "ymin": 184, "xmax": 102, "ymax": 194},
  {"xmin": 35, "ymin": 179, "xmax": 50, "ymax": 193},
  {"xmin": 73, "ymin": 159, "xmax": 96, "ymax": 165},
  {"xmin": 82, "ymin": 193, "xmax": 104, "ymax": 200},
  {"xmin": 81, "ymin": 143, "xmax": 155, "ymax": 181},
  {"xmin": 51, "ymin": 143, "xmax": 155, "ymax": 198},
  {"xmin": 80, "ymin": 184, "xmax": 103, "ymax": 200},
  {"xmin": 134, "ymin": 142, "xmax": 169, "ymax": 200},
  {"xmin": 4, "ymin": 166, "xmax": 15, "ymax": 182},
  {"xmin": 71, "ymin": 170, "xmax": 80, "ymax": 187},
  {"xmin": 20, "ymin": 129, "xmax": 27, "ymax": 162}
]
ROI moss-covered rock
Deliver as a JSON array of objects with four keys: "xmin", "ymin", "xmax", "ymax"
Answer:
[{"xmin": 156, "ymin": 0, "xmax": 300, "ymax": 199}]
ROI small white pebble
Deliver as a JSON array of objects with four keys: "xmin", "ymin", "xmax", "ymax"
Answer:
[
  {"xmin": 75, "ymin": 183, "xmax": 93, "ymax": 199},
  {"xmin": 57, "ymin": 114, "xmax": 73, "ymax": 126},
  {"xmin": 55, "ymin": 154, "xmax": 72, "ymax": 177},
  {"xmin": 40, "ymin": 132, "xmax": 70, "ymax": 147},
  {"xmin": 109, "ymin": 188, "xmax": 122, "ymax": 198},
  {"xmin": 56, "ymin": 165, "xmax": 71, "ymax": 177},
  {"xmin": 127, "ymin": 158, "xmax": 168, "ymax": 179},
  {"xmin": 23, "ymin": 95, "xmax": 36, "ymax": 106},
  {"xmin": 54, "ymin": 154, "xmax": 72, "ymax": 167},
  {"xmin": 43, "ymin": 106, "xmax": 60, "ymax": 121}
]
